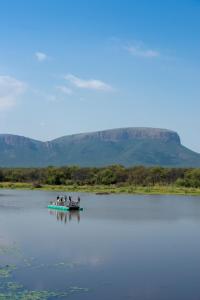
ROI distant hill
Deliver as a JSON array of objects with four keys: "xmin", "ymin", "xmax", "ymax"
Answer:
[{"xmin": 0, "ymin": 127, "xmax": 200, "ymax": 167}]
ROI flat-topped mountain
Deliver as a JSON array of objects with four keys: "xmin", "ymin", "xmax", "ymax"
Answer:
[
  {"xmin": 0, "ymin": 127, "xmax": 200, "ymax": 167},
  {"xmin": 53, "ymin": 127, "xmax": 181, "ymax": 143}
]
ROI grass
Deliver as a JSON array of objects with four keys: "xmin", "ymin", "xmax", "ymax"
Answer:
[{"xmin": 0, "ymin": 182, "xmax": 200, "ymax": 195}]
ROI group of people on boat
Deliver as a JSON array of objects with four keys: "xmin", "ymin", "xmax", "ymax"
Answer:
[{"xmin": 55, "ymin": 195, "xmax": 80, "ymax": 207}]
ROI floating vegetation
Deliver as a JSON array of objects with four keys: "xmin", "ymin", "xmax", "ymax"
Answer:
[
  {"xmin": 69, "ymin": 286, "xmax": 90, "ymax": 293},
  {"xmin": 0, "ymin": 238, "xmax": 90, "ymax": 299},
  {"xmin": 0, "ymin": 259, "xmax": 90, "ymax": 299},
  {"xmin": 0, "ymin": 242, "xmax": 21, "ymax": 256},
  {"xmin": 52, "ymin": 261, "xmax": 82, "ymax": 269},
  {"xmin": 23, "ymin": 257, "xmax": 35, "ymax": 267},
  {"xmin": 23, "ymin": 260, "xmax": 84, "ymax": 271},
  {"xmin": 0, "ymin": 265, "xmax": 16, "ymax": 278},
  {"xmin": 0, "ymin": 286, "xmax": 90, "ymax": 299},
  {"xmin": 4, "ymin": 282, "xmax": 23, "ymax": 291},
  {"xmin": 0, "ymin": 290, "xmax": 68, "ymax": 300}
]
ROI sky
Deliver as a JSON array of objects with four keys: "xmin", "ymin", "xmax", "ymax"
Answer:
[{"xmin": 0, "ymin": 0, "xmax": 200, "ymax": 152}]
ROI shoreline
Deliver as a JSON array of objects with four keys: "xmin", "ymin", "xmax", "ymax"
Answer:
[{"xmin": 0, "ymin": 182, "xmax": 200, "ymax": 196}]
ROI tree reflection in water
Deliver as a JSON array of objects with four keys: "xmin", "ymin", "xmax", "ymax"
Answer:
[{"xmin": 49, "ymin": 210, "xmax": 80, "ymax": 224}]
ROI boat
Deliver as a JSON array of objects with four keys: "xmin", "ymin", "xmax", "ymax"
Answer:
[
  {"xmin": 48, "ymin": 204, "xmax": 83, "ymax": 211},
  {"xmin": 48, "ymin": 195, "xmax": 83, "ymax": 211}
]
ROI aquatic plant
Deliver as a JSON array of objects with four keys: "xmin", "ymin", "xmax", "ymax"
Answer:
[
  {"xmin": 0, "ymin": 258, "xmax": 90, "ymax": 299},
  {"xmin": 0, "ymin": 243, "xmax": 21, "ymax": 256},
  {"xmin": 0, "ymin": 287, "xmax": 90, "ymax": 299},
  {"xmin": 0, "ymin": 265, "xmax": 16, "ymax": 278},
  {"xmin": 0, "ymin": 237, "xmax": 90, "ymax": 299}
]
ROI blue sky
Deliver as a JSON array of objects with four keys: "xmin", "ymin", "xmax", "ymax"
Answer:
[{"xmin": 0, "ymin": 0, "xmax": 200, "ymax": 151}]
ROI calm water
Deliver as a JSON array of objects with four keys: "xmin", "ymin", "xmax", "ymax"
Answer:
[{"xmin": 1, "ymin": 190, "xmax": 200, "ymax": 299}]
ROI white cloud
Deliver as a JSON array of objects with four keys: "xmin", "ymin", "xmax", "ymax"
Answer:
[
  {"xmin": 35, "ymin": 51, "xmax": 48, "ymax": 62},
  {"xmin": 0, "ymin": 75, "xmax": 26, "ymax": 110},
  {"xmin": 126, "ymin": 44, "xmax": 160, "ymax": 58},
  {"xmin": 56, "ymin": 85, "xmax": 73, "ymax": 95},
  {"xmin": 65, "ymin": 74, "xmax": 113, "ymax": 91}
]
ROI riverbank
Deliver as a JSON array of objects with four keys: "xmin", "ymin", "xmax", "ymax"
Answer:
[{"xmin": 0, "ymin": 182, "xmax": 200, "ymax": 195}]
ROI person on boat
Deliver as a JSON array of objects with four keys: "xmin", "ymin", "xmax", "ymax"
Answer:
[
  {"xmin": 61, "ymin": 196, "xmax": 65, "ymax": 205},
  {"xmin": 56, "ymin": 196, "xmax": 60, "ymax": 205},
  {"xmin": 77, "ymin": 196, "xmax": 80, "ymax": 203},
  {"xmin": 68, "ymin": 196, "xmax": 73, "ymax": 207}
]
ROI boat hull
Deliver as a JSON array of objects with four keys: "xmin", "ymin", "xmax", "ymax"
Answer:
[{"xmin": 48, "ymin": 205, "xmax": 83, "ymax": 211}]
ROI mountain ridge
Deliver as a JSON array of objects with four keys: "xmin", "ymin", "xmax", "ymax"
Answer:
[
  {"xmin": 52, "ymin": 127, "xmax": 181, "ymax": 144},
  {"xmin": 0, "ymin": 127, "xmax": 199, "ymax": 167}
]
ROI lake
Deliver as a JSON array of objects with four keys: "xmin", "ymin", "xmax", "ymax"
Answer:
[{"xmin": 1, "ymin": 190, "xmax": 200, "ymax": 299}]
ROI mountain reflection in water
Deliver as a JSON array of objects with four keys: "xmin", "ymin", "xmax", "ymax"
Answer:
[{"xmin": 49, "ymin": 209, "xmax": 80, "ymax": 224}]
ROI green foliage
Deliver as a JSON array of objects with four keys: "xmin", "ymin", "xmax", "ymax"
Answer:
[
  {"xmin": 96, "ymin": 169, "xmax": 117, "ymax": 185},
  {"xmin": 1, "ymin": 165, "xmax": 200, "ymax": 189},
  {"xmin": 176, "ymin": 169, "xmax": 200, "ymax": 188}
]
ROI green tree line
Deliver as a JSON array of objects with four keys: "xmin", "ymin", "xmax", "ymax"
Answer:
[{"xmin": 0, "ymin": 165, "xmax": 200, "ymax": 187}]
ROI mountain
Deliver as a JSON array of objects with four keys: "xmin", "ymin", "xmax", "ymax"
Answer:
[{"xmin": 0, "ymin": 127, "xmax": 200, "ymax": 167}]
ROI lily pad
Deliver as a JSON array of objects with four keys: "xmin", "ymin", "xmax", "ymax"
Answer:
[{"xmin": 0, "ymin": 265, "xmax": 16, "ymax": 278}]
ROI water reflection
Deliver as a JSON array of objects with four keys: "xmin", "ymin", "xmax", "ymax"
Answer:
[
  {"xmin": 49, "ymin": 209, "xmax": 81, "ymax": 224},
  {"xmin": 3, "ymin": 190, "xmax": 200, "ymax": 300}
]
